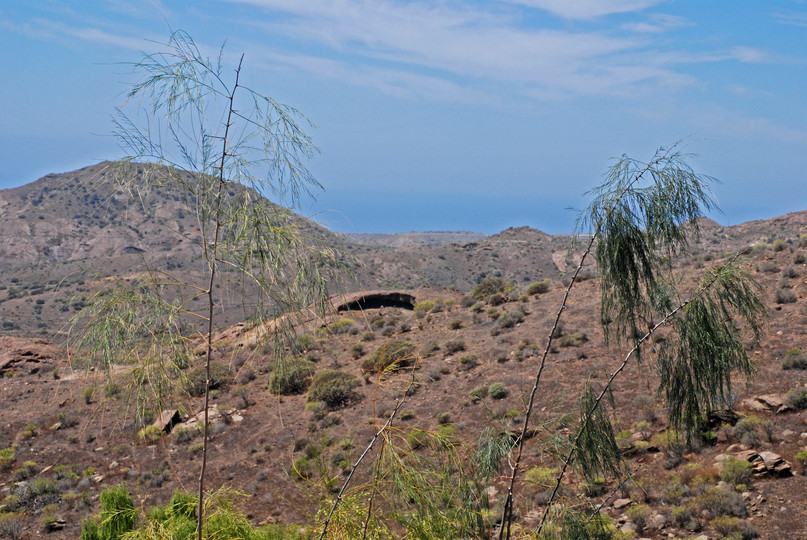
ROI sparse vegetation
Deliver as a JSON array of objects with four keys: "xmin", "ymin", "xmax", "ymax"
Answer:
[
  {"xmin": 306, "ymin": 370, "xmax": 360, "ymax": 409},
  {"xmin": 361, "ymin": 340, "xmax": 416, "ymax": 373}
]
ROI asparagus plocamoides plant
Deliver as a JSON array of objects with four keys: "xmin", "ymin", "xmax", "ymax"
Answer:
[
  {"xmin": 498, "ymin": 143, "xmax": 766, "ymax": 538},
  {"xmin": 70, "ymin": 31, "xmax": 337, "ymax": 539}
]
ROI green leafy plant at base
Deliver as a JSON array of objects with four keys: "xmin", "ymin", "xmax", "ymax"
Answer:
[{"xmin": 69, "ymin": 31, "xmax": 339, "ymax": 540}]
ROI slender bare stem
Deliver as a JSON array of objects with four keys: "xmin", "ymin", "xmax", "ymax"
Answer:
[
  {"xmin": 196, "ymin": 54, "xmax": 243, "ymax": 540},
  {"xmin": 318, "ymin": 360, "xmax": 418, "ymax": 539}
]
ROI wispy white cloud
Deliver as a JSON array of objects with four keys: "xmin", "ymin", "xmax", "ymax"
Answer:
[
  {"xmin": 225, "ymin": 0, "xmax": 694, "ymax": 100},
  {"xmin": 621, "ymin": 13, "xmax": 688, "ymax": 33},
  {"xmin": 773, "ymin": 9, "xmax": 807, "ymax": 27},
  {"xmin": 500, "ymin": 0, "xmax": 664, "ymax": 19}
]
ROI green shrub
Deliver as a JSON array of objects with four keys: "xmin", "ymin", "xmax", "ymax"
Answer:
[
  {"xmin": 486, "ymin": 307, "xmax": 500, "ymax": 320},
  {"xmin": 138, "ymin": 425, "xmax": 163, "ymax": 444},
  {"xmin": 306, "ymin": 370, "xmax": 360, "ymax": 409},
  {"xmin": 773, "ymin": 239, "xmax": 789, "ymax": 252},
  {"xmin": 720, "ymin": 457, "xmax": 752, "ymax": 486},
  {"xmin": 782, "ymin": 266, "xmax": 799, "ymax": 278},
  {"xmin": 414, "ymin": 300, "xmax": 435, "ymax": 314},
  {"xmin": 710, "ymin": 515, "xmax": 758, "ymax": 539},
  {"xmin": 795, "ymin": 450, "xmax": 807, "ymax": 472},
  {"xmin": 322, "ymin": 317, "xmax": 356, "ymax": 335},
  {"xmin": 0, "ymin": 513, "xmax": 24, "ymax": 539},
  {"xmin": 695, "ymin": 486, "xmax": 747, "ymax": 517},
  {"xmin": 782, "ymin": 349, "xmax": 807, "ymax": 370},
  {"xmin": 527, "ymin": 279, "xmax": 551, "ymax": 295},
  {"xmin": 784, "ymin": 387, "xmax": 807, "ymax": 410},
  {"xmin": 469, "ymin": 387, "xmax": 487, "ymax": 400},
  {"xmin": 525, "ymin": 466, "xmax": 557, "ymax": 489},
  {"xmin": 625, "ymin": 503, "xmax": 650, "ymax": 530},
  {"xmin": 435, "ymin": 412, "xmax": 451, "ymax": 425},
  {"xmin": 775, "ymin": 288, "xmax": 797, "ymax": 304},
  {"xmin": 0, "ymin": 447, "xmax": 15, "ymax": 470},
  {"xmin": 449, "ymin": 319, "xmax": 463, "ymax": 330},
  {"xmin": 290, "ymin": 457, "xmax": 311, "ymax": 479},
  {"xmin": 472, "ymin": 277, "xmax": 507, "ymax": 301},
  {"xmin": 470, "ymin": 301, "xmax": 484, "ymax": 313},
  {"xmin": 98, "ymin": 485, "xmax": 137, "ymax": 538},
  {"xmin": 268, "ymin": 358, "xmax": 315, "ymax": 395},
  {"xmin": 733, "ymin": 416, "xmax": 762, "ymax": 447},
  {"xmin": 361, "ymin": 340, "xmax": 415, "ymax": 372},
  {"xmin": 557, "ymin": 332, "xmax": 587, "ymax": 347},
  {"xmin": 488, "ymin": 382, "xmax": 507, "ymax": 399},
  {"xmin": 444, "ymin": 339, "xmax": 466, "ymax": 354},
  {"xmin": 83, "ymin": 386, "xmax": 96, "ymax": 404},
  {"xmin": 459, "ymin": 354, "xmax": 478, "ymax": 371},
  {"xmin": 187, "ymin": 443, "xmax": 204, "ymax": 457},
  {"xmin": 488, "ymin": 293, "xmax": 506, "ymax": 306},
  {"xmin": 350, "ymin": 342, "xmax": 365, "ymax": 359},
  {"xmin": 184, "ymin": 362, "xmax": 230, "ymax": 397}
]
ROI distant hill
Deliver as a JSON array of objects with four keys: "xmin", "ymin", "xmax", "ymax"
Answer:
[
  {"xmin": 343, "ymin": 231, "xmax": 487, "ymax": 247},
  {"xmin": 1, "ymin": 162, "xmax": 806, "ymax": 339}
]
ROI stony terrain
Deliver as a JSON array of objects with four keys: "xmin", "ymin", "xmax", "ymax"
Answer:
[{"xmin": 0, "ymin": 164, "xmax": 806, "ymax": 539}]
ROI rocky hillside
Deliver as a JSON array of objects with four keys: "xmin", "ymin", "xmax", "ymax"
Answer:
[{"xmin": 1, "ymin": 235, "xmax": 807, "ymax": 538}]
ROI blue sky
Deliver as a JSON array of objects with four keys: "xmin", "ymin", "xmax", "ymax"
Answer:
[{"xmin": 1, "ymin": 1, "xmax": 805, "ymax": 234}]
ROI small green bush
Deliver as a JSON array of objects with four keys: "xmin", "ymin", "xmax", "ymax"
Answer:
[
  {"xmin": 782, "ymin": 349, "xmax": 807, "ymax": 370},
  {"xmin": 557, "ymin": 332, "xmax": 587, "ymax": 347},
  {"xmin": 527, "ymin": 279, "xmax": 551, "ymax": 295},
  {"xmin": 455, "ymin": 354, "xmax": 477, "ymax": 372},
  {"xmin": 784, "ymin": 387, "xmax": 807, "ymax": 410},
  {"xmin": 488, "ymin": 382, "xmax": 507, "ymax": 399},
  {"xmin": 710, "ymin": 515, "xmax": 758, "ymax": 539},
  {"xmin": 138, "ymin": 425, "xmax": 163, "ymax": 444},
  {"xmin": 184, "ymin": 362, "xmax": 230, "ymax": 397},
  {"xmin": 469, "ymin": 387, "xmax": 487, "ymax": 400},
  {"xmin": 625, "ymin": 503, "xmax": 650, "ymax": 530},
  {"xmin": 361, "ymin": 340, "xmax": 415, "ymax": 372},
  {"xmin": 444, "ymin": 339, "xmax": 466, "ymax": 354},
  {"xmin": 720, "ymin": 457, "xmax": 752, "ymax": 486},
  {"xmin": 733, "ymin": 416, "xmax": 762, "ymax": 447},
  {"xmin": 795, "ymin": 450, "xmax": 807, "ymax": 472},
  {"xmin": 435, "ymin": 412, "xmax": 451, "ymax": 425},
  {"xmin": 449, "ymin": 319, "xmax": 463, "ymax": 330},
  {"xmin": 413, "ymin": 300, "xmax": 435, "ymax": 313},
  {"xmin": 268, "ymin": 358, "xmax": 315, "ymax": 395},
  {"xmin": 82, "ymin": 386, "xmax": 96, "ymax": 404},
  {"xmin": 525, "ymin": 466, "xmax": 557, "ymax": 489},
  {"xmin": 472, "ymin": 277, "xmax": 507, "ymax": 301},
  {"xmin": 321, "ymin": 317, "xmax": 356, "ymax": 335},
  {"xmin": 306, "ymin": 370, "xmax": 360, "ymax": 409},
  {"xmin": 695, "ymin": 486, "xmax": 747, "ymax": 518},
  {"xmin": 0, "ymin": 447, "xmax": 15, "ymax": 470},
  {"xmin": 350, "ymin": 342, "xmax": 365, "ymax": 359},
  {"xmin": 782, "ymin": 266, "xmax": 799, "ymax": 278},
  {"xmin": 773, "ymin": 239, "xmax": 789, "ymax": 252},
  {"xmin": 775, "ymin": 288, "xmax": 797, "ymax": 304},
  {"xmin": 291, "ymin": 457, "xmax": 311, "ymax": 479}
]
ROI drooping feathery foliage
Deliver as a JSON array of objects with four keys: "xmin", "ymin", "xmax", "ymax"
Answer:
[
  {"xmin": 657, "ymin": 262, "xmax": 765, "ymax": 440},
  {"xmin": 580, "ymin": 147, "xmax": 718, "ymax": 355},
  {"xmin": 497, "ymin": 143, "xmax": 766, "ymax": 539}
]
